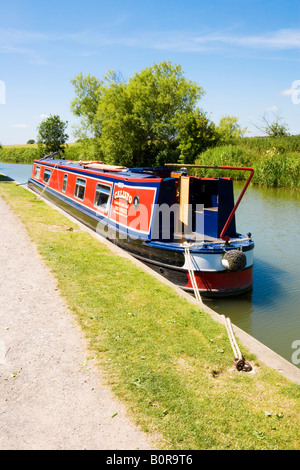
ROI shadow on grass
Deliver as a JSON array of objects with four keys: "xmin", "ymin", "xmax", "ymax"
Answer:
[{"xmin": 0, "ymin": 174, "xmax": 14, "ymax": 182}]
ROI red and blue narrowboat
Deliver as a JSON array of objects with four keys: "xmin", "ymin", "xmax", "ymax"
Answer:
[{"xmin": 28, "ymin": 156, "xmax": 255, "ymax": 297}]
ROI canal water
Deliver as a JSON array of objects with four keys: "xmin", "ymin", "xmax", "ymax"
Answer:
[
  {"xmin": 1, "ymin": 163, "xmax": 299, "ymax": 368},
  {"xmin": 0, "ymin": 162, "xmax": 33, "ymax": 184},
  {"xmin": 206, "ymin": 182, "xmax": 300, "ymax": 368}
]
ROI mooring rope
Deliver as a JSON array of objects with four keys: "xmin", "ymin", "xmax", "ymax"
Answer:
[
  {"xmin": 184, "ymin": 245, "xmax": 203, "ymax": 304},
  {"xmin": 183, "ymin": 244, "xmax": 252, "ymax": 372},
  {"xmin": 222, "ymin": 315, "xmax": 252, "ymax": 372}
]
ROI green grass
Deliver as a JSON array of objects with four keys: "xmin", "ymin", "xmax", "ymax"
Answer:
[{"xmin": 0, "ymin": 181, "xmax": 300, "ymax": 449}]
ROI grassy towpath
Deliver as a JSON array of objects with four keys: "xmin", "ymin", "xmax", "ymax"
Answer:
[{"xmin": 0, "ymin": 180, "xmax": 299, "ymax": 450}]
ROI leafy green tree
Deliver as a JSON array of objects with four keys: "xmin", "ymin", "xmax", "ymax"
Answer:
[
  {"xmin": 177, "ymin": 110, "xmax": 218, "ymax": 164},
  {"xmin": 27, "ymin": 139, "xmax": 35, "ymax": 144},
  {"xmin": 71, "ymin": 62, "xmax": 204, "ymax": 167},
  {"xmin": 37, "ymin": 115, "xmax": 69, "ymax": 155},
  {"xmin": 216, "ymin": 115, "xmax": 247, "ymax": 144},
  {"xmin": 70, "ymin": 73, "xmax": 103, "ymax": 139}
]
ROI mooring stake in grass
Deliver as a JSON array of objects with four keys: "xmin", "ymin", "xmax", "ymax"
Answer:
[{"xmin": 0, "ymin": 182, "xmax": 299, "ymax": 450}]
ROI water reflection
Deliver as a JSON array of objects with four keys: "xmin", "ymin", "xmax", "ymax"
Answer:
[
  {"xmin": 252, "ymin": 258, "xmax": 287, "ymax": 307},
  {"xmin": 207, "ymin": 258, "xmax": 286, "ymax": 330}
]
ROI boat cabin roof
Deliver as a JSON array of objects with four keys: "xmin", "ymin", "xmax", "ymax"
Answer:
[
  {"xmin": 36, "ymin": 158, "xmax": 176, "ymax": 181},
  {"xmin": 35, "ymin": 157, "xmax": 233, "ymax": 184}
]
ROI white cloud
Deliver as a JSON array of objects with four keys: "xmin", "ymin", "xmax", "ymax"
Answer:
[
  {"xmin": 265, "ymin": 105, "xmax": 278, "ymax": 112},
  {"xmin": 0, "ymin": 44, "xmax": 47, "ymax": 65},
  {"xmin": 33, "ymin": 114, "xmax": 49, "ymax": 120},
  {"xmin": 0, "ymin": 26, "xmax": 299, "ymax": 66},
  {"xmin": 224, "ymin": 29, "xmax": 300, "ymax": 49},
  {"xmin": 11, "ymin": 123, "xmax": 30, "ymax": 128},
  {"xmin": 135, "ymin": 28, "xmax": 300, "ymax": 52},
  {"xmin": 282, "ymin": 87, "xmax": 295, "ymax": 96},
  {"xmin": 1, "ymin": 26, "xmax": 300, "ymax": 54},
  {"xmin": 77, "ymin": 50, "xmax": 98, "ymax": 57}
]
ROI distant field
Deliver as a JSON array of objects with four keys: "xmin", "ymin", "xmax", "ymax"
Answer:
[
  {"xmin": 3, "ymin": 143, "xmax": 78, "ymax": 149},
  {"xmin": 0, "ymin": 143, "xmax": 81, "ymax": 164},
  {"xmin": 3, "ymin": 144, "xmax": 38, "ymax": 149}
]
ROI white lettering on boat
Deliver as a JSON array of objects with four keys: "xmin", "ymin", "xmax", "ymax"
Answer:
[{"xmin": 114, "ymin": 190, "xmax": 133, "ymax": 204}]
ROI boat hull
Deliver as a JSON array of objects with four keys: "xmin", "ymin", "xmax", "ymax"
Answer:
[{"xmin": 28, "ymin": 178, "xmax": 254, "ymax": 298}]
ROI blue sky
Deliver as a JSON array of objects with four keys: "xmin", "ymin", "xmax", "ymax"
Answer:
[{"xmin": 0, "ymin": 0, "xmax": 299, "ymax": 144}]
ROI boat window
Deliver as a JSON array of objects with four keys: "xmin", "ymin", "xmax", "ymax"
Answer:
[
  {"xmin": 74, "ymin": 177, "xmax": 86, "ymax": 200},
  {"xmin": 62, "ymin": 174, "xmax": 68, "ymax": 192},
  {"xmin": 94, "ymin": 183, "xmax": 111, "ymax": 211},
  {"xmin": 43, "ymin": 168, "xmax": 51, "ymax": 183},
  {"xmin": 34, "ymin": 166, "xmax": 41, "ymax": 179}
]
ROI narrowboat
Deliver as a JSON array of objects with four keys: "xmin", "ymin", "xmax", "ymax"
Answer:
[{"xmin": 28, "ymin": 156, "xmax": 255, "ymax": 297}]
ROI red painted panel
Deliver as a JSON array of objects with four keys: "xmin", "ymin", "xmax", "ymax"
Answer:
[
  {"xmin": 110, "ymin": 184, "xmax": 156, "ymax": 233},
  {"xmin": 186, "ymin": 267, "xmax": 253, "ymax": 293},
  {"xmin": 31, "ymin": 164, "xmax": 157, "ymax": 233}
]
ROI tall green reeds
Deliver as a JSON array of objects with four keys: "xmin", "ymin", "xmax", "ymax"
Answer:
[{"xmin": 195, "ymin": 141, "xmax": 300, "ymax": 189}]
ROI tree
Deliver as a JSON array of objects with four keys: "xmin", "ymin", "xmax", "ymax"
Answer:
[
  {"xmin": 252, "ymin": 111, "xmax": 290, "ymax": 137},
  {"xmin": 216, "ymin": 115, "xmax": 247, "ymax": 144},
  {"xmin": 71, "ymin": 62, "xmax": 204, "ymax": 167},
  {"xmin": 27, "ymin": 139, "xmax": 35, "ymax": 144},
  {"xmin": 177, "ymin": 110, "xmax": 218, "ymax": 164},
  {"xmin": 70, "ymin": 73, "xmax": 103, "ymax": 138},
  {"xmin": 37, "ymin": 115, "xmax": 69, "ymax": 155}
]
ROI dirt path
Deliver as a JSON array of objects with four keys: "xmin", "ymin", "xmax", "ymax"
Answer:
[{"xmin": 0, "ymin": 195, "xmax": 153, "ymax": 450}]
